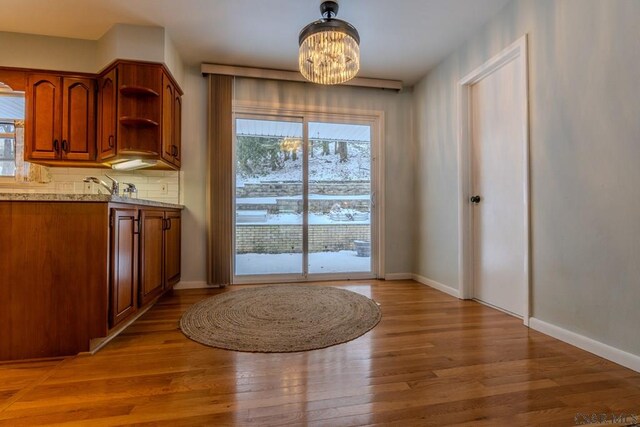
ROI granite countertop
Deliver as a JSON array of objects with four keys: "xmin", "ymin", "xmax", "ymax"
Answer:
[{"xmin": 0, "ymin": 193, "xmax": 184, "ymax": 209}]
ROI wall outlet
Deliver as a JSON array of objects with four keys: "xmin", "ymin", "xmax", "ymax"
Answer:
[
  {"xmin": 160, "ymin": 184, "xmax": 168, "ymax": 194},
  {"xmin": 83, "ymin": 182, "xmax": 93, "ymax": 194}
]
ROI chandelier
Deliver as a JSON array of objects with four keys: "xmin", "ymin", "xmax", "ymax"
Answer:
[{"xmin": 298, "ymin": 1, "xmax": 360, "ymax": 85}]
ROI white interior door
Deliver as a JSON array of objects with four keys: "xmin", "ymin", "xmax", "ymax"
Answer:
[{"xmin": 470, "ymin": 58, "xmax": 526, "ymax": 317}]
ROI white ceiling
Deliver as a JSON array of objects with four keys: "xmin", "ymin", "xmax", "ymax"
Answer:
[{"xmin": 0, "ymin": 0, "xmax": 511, "ymax": 85}]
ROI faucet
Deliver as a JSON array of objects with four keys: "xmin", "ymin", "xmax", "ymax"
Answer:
[
  {"xmin": 83, "ymin": 174, "xmax": 119, "ymax": 196},
  {"xmin": 122, "ymin": 182, "xmax": 137, "ymax": 198}
]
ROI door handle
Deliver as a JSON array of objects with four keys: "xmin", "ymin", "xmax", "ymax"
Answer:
[{"xmin": 470, "ymin": 195, "xmax": 481, "ymax": 204}]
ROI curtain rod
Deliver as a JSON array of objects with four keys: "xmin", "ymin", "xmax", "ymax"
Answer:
[{"xmin": 201, "ymin": 63, "xmax": 403, "ymax": 91}]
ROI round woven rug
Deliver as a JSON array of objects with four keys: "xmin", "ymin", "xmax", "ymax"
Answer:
[{"xmin": 179, "ymin": 285, "xmax": 381, "ymax": 353}]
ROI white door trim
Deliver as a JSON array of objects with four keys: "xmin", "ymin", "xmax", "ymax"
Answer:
[{"xmin": 457, "ymin": 34, "xmax": 531, "ymax": 325}]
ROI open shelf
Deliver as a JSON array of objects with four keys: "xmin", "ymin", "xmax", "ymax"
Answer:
[
  {"xmin": 120, "ymin": 86, "xmax": 160, "ymax": 97},
  {"xmin": 119, "ymin": 117, "xmax": 159, "ymax": 127}
]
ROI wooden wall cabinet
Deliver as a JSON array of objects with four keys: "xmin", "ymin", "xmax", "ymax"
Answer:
[
  {"xmin": 98, "ymin": 68, "xmax": 117, "ymax": 161},
  {"xmin": 161, "ymin": 74, "xmax": 182, "ymax": 168},
  {"xmin": 97, "ymin": 61, "xmax": 183, "ymax": 170},
  {"xmin": 26, "ymin": 73, "xmax": 96, "ymax": 162},
  {"xmin": 18, "ymin": 60, "xmax": 182, "ymax": 170}
]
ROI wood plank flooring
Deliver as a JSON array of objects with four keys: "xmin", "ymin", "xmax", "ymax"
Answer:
[{"xmin": 1, "ymin": 280, "xmax": 640, "ymax": 426}]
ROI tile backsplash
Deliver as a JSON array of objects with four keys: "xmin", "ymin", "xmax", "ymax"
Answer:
[{"xmin": 0, "ymin": 167, "xmax": 180, "ymax": 204}]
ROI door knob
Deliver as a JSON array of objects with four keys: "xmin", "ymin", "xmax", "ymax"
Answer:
[{"xmin": 470, "ymin": 195, "xmax": 481, "ymax": 204}]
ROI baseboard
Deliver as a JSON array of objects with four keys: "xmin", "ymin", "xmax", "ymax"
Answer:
[
  {"xmin": 173, "ymin": 281, "xmax": 213, "ymax": 290},
  {"xmin": 384, "ymin": 273, "xmax": 413, "ymax": 280},
  {"xmin": 529, "ymin": 317, "xmax": 640, "ymax": 373},
  {"xmin": 411, "ymin": 274, "xmax": 461, "ymax": 299}
]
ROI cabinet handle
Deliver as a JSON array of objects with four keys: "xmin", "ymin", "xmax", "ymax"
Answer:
[
  {"xmin": 53, "ymin": 139, "xmax": 59, "ymax": 153},
  {"xmin": 171, "ymin": 145, "xmax": 178, "ymax": 157},
  {"xmin": 108, "ymin": 135, "xmax": 114, "ymax": 148},
  {"xmin": 133, "ymin": 217, "xmax": 140, "ymax": 235},
  {"xmin": 167, "ymin": 218, "xmax": 172, "ymax": 230},
  {"xmin": 61, "ymin": 140, "xmax": 69, "ymax": 153},
  {"xmin": 162, "ymin": 218, "xmax": 167, "ymax": 230}
]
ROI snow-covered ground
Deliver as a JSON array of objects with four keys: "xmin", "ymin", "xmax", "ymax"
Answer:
[
  {"xmin": 235, "ymin": 251, "xmax": 371, "ymax": 275},
  {"xmin": 235, "ymin": 194, "xmax": 371, "ymax": 205},
  {"xmin": 237, "ymin": 212, "xmax": 370, "ymax": 225}
]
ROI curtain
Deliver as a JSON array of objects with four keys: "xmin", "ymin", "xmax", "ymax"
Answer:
[{"xmin": 206, "ymin": 75, "xmax": 233, "ymax": 286}]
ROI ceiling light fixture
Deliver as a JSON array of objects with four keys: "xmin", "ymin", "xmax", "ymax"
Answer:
[{"xmin": 298, "ymin": 0, "xmax": 360, "ymax": 85}]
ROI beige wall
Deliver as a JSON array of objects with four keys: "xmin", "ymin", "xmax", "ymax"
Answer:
[
  {"xmin": 413, "ymin": 0, "xmax": 640, "ymax": 355},
  {"xmin": 179, "ymin": 66, "xmax": 209, "ymax": 283},
  {"xmin": 1, "ymin": 25, "xmax": 184, "ymax": 87},
  {"xmin": 0, "ymin": 31, "xmax": 97, "ymax": 72}
]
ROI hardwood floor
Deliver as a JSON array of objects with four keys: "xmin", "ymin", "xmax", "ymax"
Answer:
[{"xmin": 1, "ymin": 280, "xmax": 640, "ymax": 426}]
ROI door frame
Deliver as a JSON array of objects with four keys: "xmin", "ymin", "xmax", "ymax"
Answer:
[
  {"xmin": 232, "ymin": 102, "xmax": 385, "ymax": 284},
  {"xmin": 457, "ymin": 34, "xmax": 531, "ymax": 325}
]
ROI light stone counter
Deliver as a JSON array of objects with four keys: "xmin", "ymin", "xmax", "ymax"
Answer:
[{"xmin": 0, "ymin": 193, "xmax": 183, "ymax": 209}]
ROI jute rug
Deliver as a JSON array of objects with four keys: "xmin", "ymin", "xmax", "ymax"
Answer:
[{"xmin": 179, "ymin": 285, "xmax": 381, "ymax": 352}]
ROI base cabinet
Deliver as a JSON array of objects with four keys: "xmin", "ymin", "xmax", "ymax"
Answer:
[
  {"xmin": 139, "ymin": 209, "xmax": 165, "ymax": 306},
  {"xmin": 0, "ymin": 201, "xmax": 181, "ymax": 361},
  {"xmin": 110, "ymin": 208, "xmax": 139, "ymax": 327},
  {"xmin": 109, "ymin": 206, "xmax": 182, "ymax": 328},
  {"xmin": 165, "ymin": 210, "xmax": 182, "ymax": 287}
]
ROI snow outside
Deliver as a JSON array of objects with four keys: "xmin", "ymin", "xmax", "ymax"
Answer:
[{"xmin": 235, "ymin": 119, "xmax": 372, "ymax": 276}]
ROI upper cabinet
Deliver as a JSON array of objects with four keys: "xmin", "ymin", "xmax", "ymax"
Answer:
[
  {"xmin": 98, "ymin": 69, "xmax": 117, "ymax": 161},
  {"xmin": 26, "ymin": 74, "xmax": 96, "ymax": 162},
  {"xmin": 97, "ymin": 61, "xmax": 183, "ymax": 170},
  {"xmin": 21, "ymin": 60, "xmax": 183, "ymax": 170},
  {"xmin": 161, "ymin": 73, "xmax": 181, "ymax": 168}
]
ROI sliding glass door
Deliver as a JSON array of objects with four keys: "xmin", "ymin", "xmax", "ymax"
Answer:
[
  {"xmin": 234, "ymin": 117, "xmax": 304, "ymax": 277},
  {"xmin": 307, "ymin": 121, "xmax": 372, "ymax": 274},
  {"xmin": 234, "ymin": 113, "xmax": 376, "ymax": 282}
]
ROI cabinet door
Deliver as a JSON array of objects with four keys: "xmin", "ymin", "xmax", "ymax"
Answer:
[
  {"xmin": 98, "ymin": 69, "xmax": 117, "ymax": 160},
  {"xmin": 161, "ymin": 74, "xmax": 175, "ymax": 165},
  {"xmin": 139, "ymin": 209, "xmax": 165, "ymax": 306},
  {"xmin": 25, "ymin": 74, "xmax": 62, "ymax": 160},
  {"xmin": 110, "ymin": 208, "xmax": 138, "ymax": 327},
  {"xmin": 172, "ymin": 94, "xmax": 182, "ymax": 168},
  {"xmin": 61, "ymin": 77, "xmax": 96, "ymax": 161},
  {"xmin": 164, "ymin": 210, "xmax": 181, "ymax": 287}
]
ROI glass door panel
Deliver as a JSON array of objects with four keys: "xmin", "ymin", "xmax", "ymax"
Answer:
[
  {"xmin": 234, "ymin": 117, "xmax": 304, "ymax": 276},
  {"xmin": 307, "ymin": 121, "xmax": 372, "ymax": 274}
]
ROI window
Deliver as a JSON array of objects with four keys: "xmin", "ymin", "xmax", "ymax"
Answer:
[
  {"xmin": 0, "ymin": 86, "xmax": 26, "ymax": 178},
  {"xmin": 0, "ymin": 121, "xmax": 16, "ymax": 177}
]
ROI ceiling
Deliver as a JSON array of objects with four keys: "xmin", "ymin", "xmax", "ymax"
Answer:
[{"xmin": 0, "ymin": 0, "xmax": 511, "ymax": 85}]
